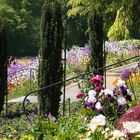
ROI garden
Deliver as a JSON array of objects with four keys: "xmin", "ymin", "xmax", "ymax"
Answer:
[
  {"xmin": 0, "ymin": 42, "xmax": 139, "ymax": 140},
  {"xmin": 0, "ymin": 0, "xmax": 140, "ymax": 140}
]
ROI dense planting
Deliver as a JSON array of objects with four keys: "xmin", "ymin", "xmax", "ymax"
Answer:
[{"xmin": 1, "ymin": 61, "xmax": 139, "ymax": 139}]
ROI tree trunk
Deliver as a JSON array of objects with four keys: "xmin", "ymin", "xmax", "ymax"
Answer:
[
  {"xmin": 38, "ymin": 0, "xmax": 63, "ymax": 117},
  {"xmin": 0, "ymin": 20, "xmax": 7, "ymax": 113}
]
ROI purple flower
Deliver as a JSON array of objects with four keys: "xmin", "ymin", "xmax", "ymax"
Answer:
[
  {"xmin": 109, "ymin": 97, "xmax": 114, "ymax": 103},
  {"xmin": 117, "ymin": 105, "xmax": 122, "ymax": 111},
  {"xmin": 113, "ymin": 88, "xmax": 117, "ymax": 96},
  {"xmin": 138, "ymin": 62, "xmax": 140, "ymax": 69},
  {"xmin": 120, "ymin": 67, "xmax": 134, "ymax": 80},
  {"xmin": 120, "ymin": 86, "xmax": 127, "ymax": 95},
  {"xmin": 126, "ymin": 95, "xmax": 132, "ymax": 101},
  {"xmin": 84, "ymin": 102, "xmax": 95, "ymax": 109},
  {"xmin": 47, "ymin": 112, "xmax": 57, "ymax": 122}
]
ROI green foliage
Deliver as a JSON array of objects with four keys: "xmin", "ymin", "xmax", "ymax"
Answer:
[
  {"xmin": 8, "ymin": 80, "xmax": 38, "ymax": 100},
  {"xmin": 0, "ymin": 0, "xmax": 42, "ymax": 56},
  {"xmin": 108, "ymin": 0, "xmax": 140, "ymax": 40},
  {"xmin": 67, "ymin": 0, "xmax": 117, "ymax": 17},
  {"xmin": 66, "ymin": 16, "xmax": 88, "ymax": 48},
  {"xmin": 38, "ymin": 0, "xmax": 63, "ymax": 117},
  {"xmin": 88, "ymin": 14, "xmax": 104, "ymax": 75},
  {"xmin": 107, "ymin": 7, "xmax": 131, "ymax": 41},
  {"xmin": 67, "ymin": 0, "xmax": 109, "ymax": 75},
  {"xmin": 23, "ymin": 110, "xmax": 88, "ymax": 140}
]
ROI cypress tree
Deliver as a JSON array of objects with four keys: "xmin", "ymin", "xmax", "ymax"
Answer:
[
  {"xmin": 88, "ymin": 14, "xmax": 104, "ymax": 75},
  {"xmin": 38, "ymin": 0, "xmax": 63, "ymax": 117},
  {"xmin": 0, "ymin": 19, "xmax": 7, "ymax": 113}
]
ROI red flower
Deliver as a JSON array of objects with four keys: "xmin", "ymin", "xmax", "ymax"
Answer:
[
  {"xmin": 76, "ymin": 93, "xmax": 85, "ymax": 99},
  {"xmin": 94, "ymin": 85, "xmax": 103, "ymax": 92},
  {"xmin": 90, "ymin": 75, "xmax": 103, "ymax": 85}
]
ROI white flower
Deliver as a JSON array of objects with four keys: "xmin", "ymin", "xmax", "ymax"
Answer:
[
  {"xmin": 117, "ymin": 97, "xmax": 126, "ymax": 105},
  {"xmin": 84, "ymin": 96, "xmax": 88, "ymax": 102},
  {"xmin": 116, "ymin": 79, "xmax": 125, "ymax": 87},
  {"xmin": 101, "ymin": 89, "xmax": 114, "ymax": 97},
  {"xmin": 88, "ymin": 114, "xmax": 106, "ymax": 133},
  {"xmin": 110, "ymin": 130, "xmax": 125, "ymax": 140},
  {"xmin": 87, "ymin": 96, "xmax": 97, "ymax": 103},
  {"xmin": 123, "ymin": 121, "xmax": 140, "ymax": 134},
  {"xmin": 95, "ymin": 102, "xmax": 103, "ymax": 110},
  {"xmin": 127, "ymin": 89, "xmax": 133, "ymax": 96},
  {"xmin": 88, "ymin": 90, "xmax": 96, "ymax": 97}
]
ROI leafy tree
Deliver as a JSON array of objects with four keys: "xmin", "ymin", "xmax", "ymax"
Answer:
[
  {"xmin": 0, "ymin": 0, "xmax": 42, "ymax": 56},
  {"xmin": 0, "ymin": 19, "xmax": 7, "ymax": 112},
  {"xmin": 108, "ymin": 0, "xmax": 140, "ymax": 40},
  {"xmin": 38, "ymin": 0, "xmax": 63, "ymax": 117},
  {"xmin": 59, "ymin": 0, "xmax": 88, "ymax": 49}
]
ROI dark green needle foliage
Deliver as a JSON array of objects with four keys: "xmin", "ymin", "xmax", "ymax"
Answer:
[
  {"xmin": 88, "ymin": 14, "xmax": 104, "ymax": 75},
  {"xmin": 0, "ymin": 19, "xmax": 7, "ymax": 113},
  {"xmin": 38, "ymin": 0, "xmax": 63, "ymax": 117}
]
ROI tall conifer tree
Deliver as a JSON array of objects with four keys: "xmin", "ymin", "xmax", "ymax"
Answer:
[
  {"xmin": 0, "ymin": 19, "xmax": 7, "ymax": 113},
  {"xmin": 88, "ymin": 14, "xmax": 104, "ymax": 75},
  {"xmin": 38, "ymin": 0, "xmax": 63, "ymax": 117}
]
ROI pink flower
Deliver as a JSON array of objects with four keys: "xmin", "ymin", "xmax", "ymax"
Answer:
[
  {"xmin": 94, "ymin": 85, "xmax": 103, "ymax": 92},
  {"xmin": 76, "ymin": 93, "xmax": 85, "ymax": 99},
  {"xmin": 90, "ymin": 75, "xmax": 103, "ymax": 85}
]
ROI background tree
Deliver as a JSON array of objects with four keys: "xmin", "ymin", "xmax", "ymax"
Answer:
[
  {"xmin": 67, "ymin": 0, "xmax": 116, "ymax": 75},
  {"xmin": 108, "ymin": 0, "xmax": 140, "ymax": 40},
  {"xmin": 0, "ymin": 0, "xmax": 88, "ymax": 56},
  {"xmin": 67, "ymin": 0, "xmax": 140, "ymax": 74},
  {"xmin": 0, "ymin": 18, "xmax": 7, "ymax": 113},
  {"xmin": 88, "ymin": 14, "xmax": 104, "ymax": 75},
  {"xmin": 38, "ymin": 0, "xmax": 63, "ymax": 117},
  {"xmin": 0, "ymin": 0, "xmax": 43, "ymax": 56},
  {"xmin": 66, "ymin": 16, "xmax": 88, "ymax": 49}
]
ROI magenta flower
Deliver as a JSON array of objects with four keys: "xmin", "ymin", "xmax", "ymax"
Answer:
[
  {"xmin": 76, "ymin": 93, "xmax": 85, "ymax": 99},
  {"xmin": 90, "ymin": 75, "xmax": 103, "ymax": 85},
  {"xmin": 94, "ymin": 85, "xmax": 103, "ymax": 92}
]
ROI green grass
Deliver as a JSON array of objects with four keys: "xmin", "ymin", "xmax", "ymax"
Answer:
[{"xmin": 8, "ymin": 80, "xmax": 38, "ymax": 100}]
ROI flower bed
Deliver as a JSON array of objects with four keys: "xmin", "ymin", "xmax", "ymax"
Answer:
[
  {"xmin": 0, "ymin": 64, "xmax": 139, "ymax": 139},
  {"xmin": 8, "ymin": 57, "xmax": 39, "ymax": 99}
]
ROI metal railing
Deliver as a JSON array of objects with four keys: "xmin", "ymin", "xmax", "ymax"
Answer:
[{"xmin": 22, "ymin": 55, "xmax": 140, "ymax": 116}]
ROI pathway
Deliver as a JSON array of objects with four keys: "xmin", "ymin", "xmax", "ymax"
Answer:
[
  {"xmin": 7, "ymin": 72, "xmax": 120, "ymax": 103},
  {"xmin": 8, "ymin": 61, "xmax": 139, "ymax": 103}
]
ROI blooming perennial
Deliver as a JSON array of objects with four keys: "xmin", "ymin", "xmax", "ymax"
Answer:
[
  {"xmin": 77, "ymin": 75, "xmax": 134, "ymax": 117},
  {"xmin": 8, "ymin": 57, "xmax": 38, "ymax": 91},
  {"xmin": 123, "ymin": 121, "xmax": 140, "ymax": 134},
  {"xmin": 88, "ymin": 114, "xmax": 106, "ymax": 133}
]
